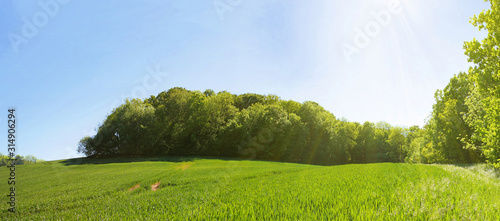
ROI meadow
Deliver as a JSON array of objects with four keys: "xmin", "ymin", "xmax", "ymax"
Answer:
[{"xmin": 1, "ymin": 157, "xmax": 500, "ymax": 220}]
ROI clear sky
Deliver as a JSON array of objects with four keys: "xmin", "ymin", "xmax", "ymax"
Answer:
[{"xmin": 0, "ymin": 0, "xmax": 490, "ymax": 161}]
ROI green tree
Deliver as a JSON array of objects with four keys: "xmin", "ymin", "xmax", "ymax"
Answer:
[
  {"xmin": 334, "ymin": 119, "xmax": 358, "ymax": 164},
  {"xmin": 352, "ymin": 122, "xmax": 376, "ymax": 163},
  {"xmin": 374, "ymin": 122, "xmax": 391, "ymax": 162},
  {"xmin": 23, "ymin": 155, "xmax": 39, "ymax": 164},
  {"xmin": 404, "ymin": 126, "xmax": 424, "ymax": 163},
  {"xmin": 279, "ymin": 100, "xmax": 301, "ymax": 115},
  {"xmin": 463, "ymin": 0, "xmax": 500, "ymax": 167},
  {"xmin": 0, "ymin": 154, "xmax": 9, "ymax": 166},
  {"xmin": 426, "ymin": 73, "xmax": 482, "ymax": 163},
  {"xmin": 296, "ymin": 101, "xmax": 338, "ymax": 164},
  {"xmin": 387, "ymin": 127, "xmax": 407, "ymax": 162},
  {"xmin": 14, "ymin": 155, "xmax": 24, "ymax": 165},
  {"xmin": 234, "ymin": 93, "xmax": 265, "ymax": 110},
  {"xmin": 203, "ymin": 89, "xmax": 215, "ymax": 97},
  {"xmin": 201, "ymin": 91, "xmax": 238, "ymax": 155}
]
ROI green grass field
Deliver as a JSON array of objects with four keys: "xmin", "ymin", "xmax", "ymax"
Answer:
[{"xmin": 2, "ymin": 157, "xmax": 500, "ymax": 220}]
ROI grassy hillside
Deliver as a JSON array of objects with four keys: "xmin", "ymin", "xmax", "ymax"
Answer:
[{"xmin": 2, "ymin": 157, "xmax": 500, "ymax": 220}]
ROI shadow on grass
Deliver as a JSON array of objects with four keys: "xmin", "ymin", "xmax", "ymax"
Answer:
[
  {"xmin": 59, "ymin": 155, "xmax": 258, "ymax": 166},
  {"xmin": 60, "ymin": 156, "xmax": 197, "ymax": 166},
  {"xmin": 450, "ymin": 163, "xmax": 500, "ymax": 178},
  {"xmin": 450, "ymin": 163, "xmax": 479, "ymax": 168}
]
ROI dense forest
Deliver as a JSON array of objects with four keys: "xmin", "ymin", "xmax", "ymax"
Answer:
[
  {"xmin": 78, "ymin": 87, "xmax": 422, "ymax": 165},
  {"xmin": 79, "ymin": 0, "xmax": 500, "ymax": 167}
]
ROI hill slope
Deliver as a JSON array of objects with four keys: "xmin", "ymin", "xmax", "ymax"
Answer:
[{"xmin": 2, "ymin": 158, "xmax": 500, "ymax": 220}]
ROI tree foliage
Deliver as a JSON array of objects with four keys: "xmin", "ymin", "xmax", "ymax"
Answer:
[
  {"xmin": 78, "ymin": 87, "xmax": 427, "ymax": 165},
  {"xmin": 412, "ymin": 0, "xmax": 500, "ymax": 167},
  {"xmin": 462, "ymin": 0, "xmax": 500, "ymax": 167},
  {"xmin": 0, "ymin": 153, "xmax": 45, "ymax": 166}
]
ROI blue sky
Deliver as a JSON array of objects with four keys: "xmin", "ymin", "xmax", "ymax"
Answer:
[{"xmin": 0, "ymin": 0, "xmax": 490, "ymax": 161}]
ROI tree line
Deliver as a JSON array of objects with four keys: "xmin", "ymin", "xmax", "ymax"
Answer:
[
  {"xmin": 423, "ymin": 0, "xmax": 500, "ymax": 167},
  {"xmin": 78, "ymin": 87, "xmax": 429, "ymax": 165},
  {"xmin": 78, "ymin": 0, "xmax": 500, "ymax": 167},
  {"xmin": 0, "ymin": 154, "xmax": 45, "ymax": 166}
]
